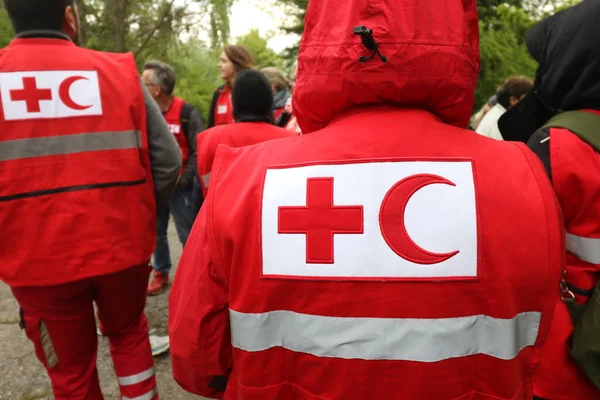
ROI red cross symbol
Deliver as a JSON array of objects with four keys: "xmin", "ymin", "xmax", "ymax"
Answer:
[
  {"xmin": 10, "ymin": 77, "xmax": 52, "ymax": 113},
  {"xmin": 278, "ymin": 177, "xmax": 364, "ymax": 264}
]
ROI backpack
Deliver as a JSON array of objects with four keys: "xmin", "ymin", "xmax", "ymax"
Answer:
[
  {"xmin": 180, "ymin": 102, "xmax": 195, "ymax": 138},
  {"xmin": 539, "ymin": 110, "xmax": 600, "ymax": 389}
]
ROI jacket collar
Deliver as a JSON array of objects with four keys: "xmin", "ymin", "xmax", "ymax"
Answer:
[
  {"xmin": 15, "ymin": 30, "xmax": 71, "ymax": 41},
  {"xmin": 235, "ymin": 114, "xmax": 274, "ymax": 124}
]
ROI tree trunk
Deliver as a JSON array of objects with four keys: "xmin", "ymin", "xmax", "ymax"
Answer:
[{"xmin": 104, "ymin": 0, "xmax": 129, "ymax": 52}]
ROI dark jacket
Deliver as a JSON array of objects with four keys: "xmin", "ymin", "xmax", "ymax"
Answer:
[
  {"xmin": 499, "ymin": 0, "xmax": 600, "ymax": 143},
  {"xmin": 208, "ymin": 85, "xmax": 225, "ymax": 129},
  {"xmin": 176, "ymin": 103, "xmax": 203, "ymax": 189}
]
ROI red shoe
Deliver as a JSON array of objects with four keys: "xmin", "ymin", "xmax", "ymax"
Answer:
[{"xmin": 147, "ymin": 271, "xmax": 169, "ymax": 296}]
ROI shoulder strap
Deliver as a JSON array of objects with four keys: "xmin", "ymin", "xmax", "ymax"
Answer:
[
  {"xmin": 180, "ymin": 103, "xmax": 194, "ymax": 136},
  {"xmin": 527, "ymin": 130, "xmax": 552, "ymax": 181},
  {"xmin": 541, "ymin": 111, "xmax": 600, "ymax": 152}
]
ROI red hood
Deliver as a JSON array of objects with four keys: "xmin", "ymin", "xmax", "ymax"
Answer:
[{"xmin": 294, "ymin": 0, "xmax": 480, "ymax": 133}]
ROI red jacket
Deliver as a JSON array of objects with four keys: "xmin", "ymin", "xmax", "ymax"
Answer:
[
  {"xmin": 533, "ymin": 116, "xmax": 600, "ymax": 400},
  {"xmin": 0, "ymin": 38, "xmax": 155, "ymax": 287},
  {"xmin": 196, "ymin": 122, "xmax": 293, "ymax": 196},
  {"xmin": 209, "ymin": 85, "xmax": 234, "ymax": 128},
  {"xmin": 164, "ymin": 96, "xmax": 189, "ymax": 175},
  {"xmin": 169, "ymin": 0, "xmax": 563, "ymax": 398}
]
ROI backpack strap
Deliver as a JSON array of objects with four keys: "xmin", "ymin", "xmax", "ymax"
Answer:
[
  {"xmin": 527, "ymin": 129, "xmax": 552, "ymax": 181},
  {"xmin": 180, "ymin": 102, "xmax": 194, "ymax": 136},
  {"xmin": 541, "ymin": 111, "xmax": 600, "ymax": 152}
]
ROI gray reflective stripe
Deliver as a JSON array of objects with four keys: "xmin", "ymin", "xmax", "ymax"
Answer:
[
  {"xmin": 202, "ymin": 172, "xmax": 211, "ymax": 187},
  {"xmin": 122, "ymin": 387, "xmax": 157, "ymax": 400},
  {"xmin": 230, "ymin": 309, "xmax": 541, "ymax": 362},
  {"xmin": 0, "ymin": 130, "xmax": 142, "ymax": 162},
  {"xmin": 566, "ymin": 232, "xmax": 600, "ymax": 264},
  {"xmin": 117, "ymin": 367, "xmax": 155, "ymax": 386}
]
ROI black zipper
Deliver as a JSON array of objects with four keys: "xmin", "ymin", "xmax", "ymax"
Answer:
[{"xmin": 0, "ymin": 178, "xmax": 147, "ymax": 202}]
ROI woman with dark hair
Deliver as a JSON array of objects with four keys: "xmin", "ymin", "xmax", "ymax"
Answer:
[
  {"xmin": 208, "ymin": 45, "xmax": 255, "ymax": 128},
  {"xmin": 193, "ymin": 46, "xmax": 255, "ymax": 212}
]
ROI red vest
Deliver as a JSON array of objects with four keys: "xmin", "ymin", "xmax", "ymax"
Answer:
[
  {"xmin": 164, "ymin": 96, "xmax": 189, "ymax": 175},
  {"xmin": 533, "ymin": 115, "xmax": 600, "ymax": 400},
  {"xmin": 196, "ymin": 122, "xmax": 294, "ymax": 197},
  {"xmin": 213, "ymin": 86, "xmax": 234, "ymax": 127},
  {"xmin": 0, "ymin": 38, "xmax": 155, "ymax": 287},
  {"xmin": 204, "ymin": 108, "xmax": 563, "ymax": 399},
  {"xmin": 273, "ymin": 107, "xmax": 285, "ymax": 123}
]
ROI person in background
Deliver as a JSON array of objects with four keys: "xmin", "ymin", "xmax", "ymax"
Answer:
[
  {"xmin": 208, "ymin": 45, "xmax": 255, "ymax": 129},
  {"xmin": 476, "ymin": 75, "xmax": 533, "ymax": 140},
  {"xmin": 284, "ymin": 96, "xmax": 302, "ymax": 134},
  {"xmin": 142, "ymin": 60, "xmax": 203, "ymax": 296},
  {"xmin": 193, "ymin": 46, "xmax": 254, "ymax": 214},
  {"xmin": 196, "ymin": 70, "xmax": 294, "ymax": 197},
  {"xmin": 498, "ymin": 2, "xmax": 600, "ymax": 398},
  {"xmin": 261, "ymin": 67, "xmax": 293, "ymax": 127},
  {"xmin": 0, "ymin": 0, "xmax": 181, "ymax": 398},
  {"xmin": 168, "ymin": 0, "xmax": 563, "ymax": 398},
  {"xmin": 470, "ymin": 95, "xmax": 497, "ymax": 131}
]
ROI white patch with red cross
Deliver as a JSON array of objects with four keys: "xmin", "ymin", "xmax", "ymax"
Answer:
[
  {"xmin": 0, "ymin": 71, "xmax": 103, "ymax": 121},
  {"xmin": 261, "ymin": 160, "xmax": 478, "ymax": 281},
  {"xmin": 168, "ymin": 124, "xmax": 182, "ymax": 135}
]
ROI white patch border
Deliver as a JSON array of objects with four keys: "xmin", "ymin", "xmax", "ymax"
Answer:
[
  {"xmin": 0, "ymin": 70, "xmax": 103, "ymax": 121},
  {"xmin": 260, "ymin": 158, "xmax": 480, "ymax": 282}
]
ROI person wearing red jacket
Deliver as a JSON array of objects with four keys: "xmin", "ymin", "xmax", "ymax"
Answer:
[
  {"xmin": 192, "ymin": 46, "xmax": 256, "ymax": 213},
  {"xmin": 169, "ymin": 0, "xmax": 564, "ymax": 398},
  {"xmin": 197, "ymin": 70, "xmax": 294, "ymax": 197},
  {"xmin": 207, "ymin": 45, "xmax": 255, "ymax": 129},
  {"xmin": 498, "ymin": 2, "xmax": 600, "ymax": 399},
  {"xmin": 0, "ymin": 0, "xmax": 181, "ymax": 399},
  {"xmin": 142, "ymin": 60, "xmax": 203, "ymax": 295}
]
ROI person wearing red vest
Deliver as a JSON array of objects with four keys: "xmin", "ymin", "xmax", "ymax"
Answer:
[
  {"xmin": 197, "ymin": 70, "xmax": 295, "ymax": 198},
  {"xmin": 168, "ymin": 0, "xmax": 564, "ymax": 399},
  {"xmin": 498, "ymin": 2, "xmax": 600, "ymax": 399},
  {"xmin": 142, "ymin": 60, "xmax": 203, "ymax": 295},
  {"xmin": 0, "ymin": 0, "xmax": 182, "ymax": 399},
  {"xmin": 208, "ymin": 45, "xmax": 255, "ymax": 129}
]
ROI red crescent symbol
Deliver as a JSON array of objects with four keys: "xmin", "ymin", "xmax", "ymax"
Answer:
[
  {"xmin": 380, "ymin": 174, "xmax": 460, "ymax": 265},
  {"xmin": 59, "ymin": 76, "xmax": 92, "ymax": 110}
]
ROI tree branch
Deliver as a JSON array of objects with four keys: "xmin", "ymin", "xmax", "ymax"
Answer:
[{"xmin": 133, "ymin": 0, "xmax": 178, "ymax": 58}]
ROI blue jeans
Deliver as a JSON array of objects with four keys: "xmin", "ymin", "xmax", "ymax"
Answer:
[
  {"xmin": 191, "ymin": 175, "xmax": 204, "ymax": 216},
  {"xmin": 153, "ymin": 186, "xmax": 196, "ymax": 275}
]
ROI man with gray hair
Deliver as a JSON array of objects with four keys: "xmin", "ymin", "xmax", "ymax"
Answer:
[{"xmin": 142, "ymin": 60, "xmax": 203, "ymax": 295}]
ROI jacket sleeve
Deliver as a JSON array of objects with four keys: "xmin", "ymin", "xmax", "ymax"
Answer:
[
  {"xmin": 142, "ymin": 80, "xmax": 182, "ymax": 212},
  {"xmin": 179, "ymin": 108, "xmax": 203, "ymax": 188},
  {"xmin": 169, "ymin": 193, "xmax": 231, "ymax": 398},
  {"xmin": 196, "ymin": 130, "xmax": 218, "ymax": 196}
]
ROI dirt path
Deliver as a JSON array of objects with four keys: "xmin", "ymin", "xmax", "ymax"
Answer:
[{"xmin": 0, "ymin": 224, "xmax": 205, "ymax": 399}]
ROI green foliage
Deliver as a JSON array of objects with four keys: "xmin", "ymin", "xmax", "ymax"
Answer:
[
  {"xmin": 277, "ymin": 0, "xmax": 306, "ymax": 62},
  {"xmin": 169, "ymin": 40, "xmax": 222, "ymax": 122},
  {"xmin": 210, "ymin": 0, "xmax": 234, "ymax": 48},
  {"xmin": 235, "ymin": 29, "xmax": 282, "ymax": 69},
  {"xmin": 477, "ymin": 0, "xmax": 523, "ymax": 21},
  {"xmin": 0, "ymin": 2, "xmax": 14, "ymax": 47},
  {"xmin": 476, "ymin": 4, "xmax": 538, "ymax": 107}
]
